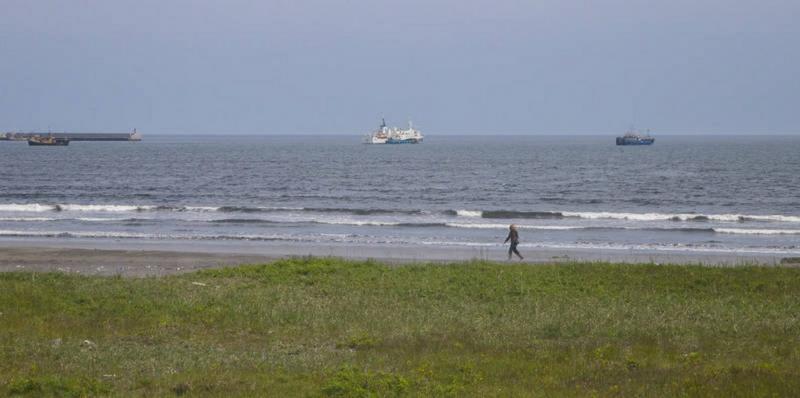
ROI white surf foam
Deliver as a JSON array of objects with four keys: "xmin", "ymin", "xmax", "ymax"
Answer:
[
  {"xmin": 321, "ymin": 220, "xmax": 402, "ymax": 227},
  {"xmin": 1, "ymin": 228, "xmax": 797, "ymax": 255},
  {"xmin": 562, "ymin": 211, "xmax": 800, "ymax": 223},
  {"xmin": 445, "ymin": 223, "xmax": 505, "ymax": 229},
  {"xmin": 0, "ymin": 229, "xmax": 61, "ymax": 237},
  {"xmin": 0, "ymin": 229, "xmax": 166, "ymax": 239},
  {"xmin": 562, "ymin": 211, "xmax": 692, "ymax": 221},
  {"xmin": 455, "ymin": 210, "xmax": 483, "ymax": 217},
  {"xmin": 737, "ymin": 215, "xmax": 800, "ymax": 223},
  {"xmin": 517, "ymin": 242, "xmax": 800, "ymax": 255},
  {"xmin": 76, "ymin": 217, "xmax": 140, "ymax": 222},
  {"xmin": 0, "ymin": 204, "xmax": 55, "ymax": 212},
  {"xmin": 0, "ymin": 217, "xmax": 57, "ymax": 222},
  {"xmin": 57, "ymin": 204, "xmax": 157, "ymax": 212},
  {"xmin": 445, "ymin": 223, "xmax": 580, "ymax": 230},
  {"xmin": 714, "ymin": 228, "xmax": 800, "ymax": 235},
  {"xmin": 184, "ymin": 206, "xmax": 220, "ymax": 212}
]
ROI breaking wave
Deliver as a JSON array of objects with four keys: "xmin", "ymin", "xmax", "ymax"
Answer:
[
  {"xmin": 2, "ymin": 203, "xmax": 799, "ymax": 224},
  {"xmin": 445, "ymin": 223, "xmax": 581, "ymax": 230},
  {"xmin": 560, "ymin": 212, "xmax": 800, "ymax": 223},
  {"xmin": 209, "ymin": 218, "xmax": 282, "ymax": 224},
  {"xmin": 481, "ymin": 211, "xmax": 565, "ymax": 219},
  {"xmin": 304, "ymin": 207, "xmax": 425, "ymax": 215},
  {"xmin": 55, "ymin": 204, "xmax": 157, "ymax": 212},
  {"xmin": 715, "ymin": 228, "xmax": 800, "ymax": 235},
  {"xmin": 216, "ymin": 206, "xmax": 303, "ymax": 213},
  {"xmin": 75, "ymin": 217, "xmax": 145, "ymax": 222},
  {"xmin": 0, "ymin": 204, "xmax": 59, "ymax": 212},
  {"xmin": 450, "ymin": 209, "xmax": 800, "ymax": 223},
  {"xmin": 0, "ymin": 230, "xmax": 156, "ymax": 239},
  {"xmin": 451, "ymin": 210, "xmax": 483, "ymax": 217},
  {"xmin": 0, "ymin": 217, "xmax": 57, "ymax": 222}
]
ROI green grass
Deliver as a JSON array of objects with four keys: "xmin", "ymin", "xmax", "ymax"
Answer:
[{"xmin": 1, "ymin": 257, "xmax": 799, "ymax": 396}]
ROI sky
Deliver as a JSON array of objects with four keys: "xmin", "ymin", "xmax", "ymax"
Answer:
[{"xmin": 1, "ymin": 0, "xmax": 798, "ymax": 135}]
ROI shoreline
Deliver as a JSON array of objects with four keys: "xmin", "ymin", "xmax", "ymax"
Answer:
[{"xmin": 1, "ymin": 238, "xmax": 796, "ymax": 277}]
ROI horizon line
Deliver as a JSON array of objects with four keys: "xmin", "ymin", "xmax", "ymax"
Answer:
[
  {"xmin": 120, "ymin": 131, "xmax": 800, "ymax": 136},
  {"xmin": 4, "ymin": 130, "xmax": 800, "ymax": 136}
]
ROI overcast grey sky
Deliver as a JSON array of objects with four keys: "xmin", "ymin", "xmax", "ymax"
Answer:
[{"xmin": 1, "ymin": 0, "xmax": 798, "ymax": 134}]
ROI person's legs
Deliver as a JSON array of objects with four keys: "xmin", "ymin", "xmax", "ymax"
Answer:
[{"xmin": 511, "ymin": 243, "xmax": 524, "ymax": 260}]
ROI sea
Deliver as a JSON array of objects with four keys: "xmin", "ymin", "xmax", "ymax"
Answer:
[{"xmin": 1, "ymin": 135, "xmax": 799, "ymax": 257}]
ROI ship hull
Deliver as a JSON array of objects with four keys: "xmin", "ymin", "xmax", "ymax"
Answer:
[
  {"xmin": 28, "ymin": 140, "xmax": 69, "ymax": 146},
  {"xmin": 616, "ymin": 137, "xmax": 654, "ymax": 145},
  {"xmin": 364, "ymin": 136, "xmax": 388, "ymax": 144},
  {"xmin": 386, "ymin": 138, "xmax": 422, "ymax": 144}
]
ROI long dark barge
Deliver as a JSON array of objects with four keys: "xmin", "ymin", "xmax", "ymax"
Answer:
[{"xmin": 1, "ymin": 129, "xmax": 142, "ymax": 142}]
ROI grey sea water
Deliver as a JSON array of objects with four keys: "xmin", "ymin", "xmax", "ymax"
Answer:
[{"xmin": 1, "ymin": 135, "xmax": 799, "ymax": 256}]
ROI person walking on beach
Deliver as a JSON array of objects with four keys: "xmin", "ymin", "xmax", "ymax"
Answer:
[{"xmin": 504, "ymin": 224, "xmax": 524, "ymax": 260}]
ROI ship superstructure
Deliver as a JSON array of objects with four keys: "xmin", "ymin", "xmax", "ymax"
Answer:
[{"xmin": 364, "ymin": 119, "xmax": 423, "ymax": 144}]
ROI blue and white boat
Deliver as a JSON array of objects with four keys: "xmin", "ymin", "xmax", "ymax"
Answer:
[
  {"xmin": 364, "ymin": 119, "xmax": 424, "ymax": 144},
  {"xmin": 616, "ymin": 129, "xmax": 654, "ymax": 145}
]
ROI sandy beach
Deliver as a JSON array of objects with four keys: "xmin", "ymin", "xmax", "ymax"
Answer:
[
  {"xmin": 0, "ymin": 246, "xmax": 280, "ymax": 277},
  {"xmin": 1, "ymin": 238, "xmax": 796, "ymax": 277}
]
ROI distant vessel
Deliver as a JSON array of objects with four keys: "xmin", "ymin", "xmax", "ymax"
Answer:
[
  {"xmin": 364, "ymin": 119, "xmax": 423, "ymax": 144},
  {"xmin": 3, "ymin": 128, "xmax": 141, "ymax": 142},
  {"xmin": 616, "ymin": 129, "xmax": 654, "ymax": 145},
  {"xmin": 28, "ymin": 135, "xmax": 70, "ymax": 146}
]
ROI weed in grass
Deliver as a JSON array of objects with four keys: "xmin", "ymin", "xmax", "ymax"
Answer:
[
  {"xmin": 7, "ymin": 375, "xmax": 110, "ymax": 397},
  {"xmin": 171, "ymin": 382, "xmax": 191, "ymax": 396},
  {"xmin": 321, "ymin": 366, "xmax": 410, "ymax": 397},
  {"xmin": 336, "ymin": 332, "xmax": 379, "ymax": 351}
]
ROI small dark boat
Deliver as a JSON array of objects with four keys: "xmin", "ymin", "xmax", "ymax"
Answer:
[
  {"xmin": 28, "ymin": 136, "xmax": 70, "ymax": 146},
  {"xmin": 616, "ymin": 129, "xmax": 654, "ymax": 145}
]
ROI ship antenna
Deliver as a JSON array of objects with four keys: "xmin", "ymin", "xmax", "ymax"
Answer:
[{"xmin": 381, "ymin": 117, "xmax": 386, "ymax": 128}]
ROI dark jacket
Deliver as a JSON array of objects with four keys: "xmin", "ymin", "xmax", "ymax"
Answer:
[{"xmin": 504, "ymin": 229, "xmax": 519, "ymax": 244}]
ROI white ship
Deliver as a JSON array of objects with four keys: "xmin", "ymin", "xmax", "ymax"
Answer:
[{"xmin": 364, "ymin": 119, "xmax": 424, "ymax": 144}]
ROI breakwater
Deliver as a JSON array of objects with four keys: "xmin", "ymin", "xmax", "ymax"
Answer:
[{"xmin": 1, "ymin": 130, "xmax": 141, "ymax": 141}]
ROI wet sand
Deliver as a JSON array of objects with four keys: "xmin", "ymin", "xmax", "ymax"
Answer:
[
  {"xmin": 0, "ymin": 247, "xmax": 279, "ymax": 277},
  {"xmin": 0, "ymin": 238, "xmax": 795, "ymax": 277}
]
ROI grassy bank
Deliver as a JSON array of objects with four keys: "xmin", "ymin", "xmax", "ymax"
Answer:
[{"xmin": 1, "ymin": 258, "xmax": 799, "ymax": 397}]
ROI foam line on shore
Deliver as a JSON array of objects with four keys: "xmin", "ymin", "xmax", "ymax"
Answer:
[
  {"xmin": 1, "ymin": 229, "xmax": 798, "ymax": 254},
  {"xmin": 715, "ymin": 228, "xmax": 800, "ymax": 235}
]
